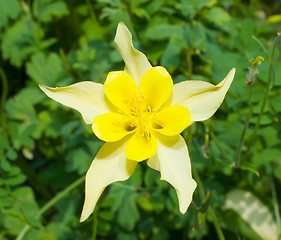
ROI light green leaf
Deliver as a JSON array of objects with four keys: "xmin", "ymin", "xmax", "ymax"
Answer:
[
  {"xmin": 26, "ymin": 52, "xmax": 63, "ymax": 85},
  {"xmin": 224, "ymin": 189, "xmax": 278, "ymax": 240},
  {"xmin": 204, "ymin": 7, "xmax": 231, "ymax": 26},
  {"xmin": 33, "ymin": 0, "xmax": 69, "ymax": 23},
  {"xmin": 145, "ymin": 24, "xmax": 182, "ymax": 40},
  {"xmin": 5, "ymin": 87, "xmax": 44, "ymax": 121},
  {"xmin": 0, "ymin": 0, "xmax": 21, "ymax": 29},
  {"xmin": 117, "ymin": 194, "xmax": 140, "ymax": 231},
  {"xmin": 1, "ymin": 17, "xmax": 40, "ymax": 67}
]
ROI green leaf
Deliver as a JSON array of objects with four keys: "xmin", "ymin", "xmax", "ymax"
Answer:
[
  {"xmin": 0, "ymin": 188, "xmax": 9, "ymax": 197},
  {"xmin": 160, "ymin": 39, "xmax": 182, "ymax": 69},
  {"xmin": 117, "ymin": 194, "xmax": 140, "ymax": 231},
  {"xmin": 1, "ymin": 17, "xmax": 41, "ymax": 67},
  {"xmin": 33, "ymin": 0, "xmax": 69, "ymax": 23},
  {"xmin": 0, "ymin": 132, "xmax": 9, "ymax": 157},
  {"xmin": 137, "ymin": 196, "xmax": 154, "ymax": 211},
  {"xmin": 6, "ymin": 87, "xmax": 44, "ymax": 121},
  {"xmin": 187, "ymin": 0, "xmax": 217, "ymax": 11},
  {"xmin": 0, "ymin": 0, "xmax": 22, "ymax": 30},
  {"xmin": 204, "ymin": 7, "xmax": 231, "ymax": 26},
  {"xmin": 98, "ymin": 211, "xmax": 114, "ymax": 221},
  {"xmin": 145, "ymin": 24, "xmax": 182, "ymax": 40},
  {"xmin": 144, "ymin": 167, "xmax": 158, "ymax": 187},
  {"xmin": 273, "ymin": 166, "xmax": 281, "ymax": 178},
  {"xmin": 65, "ymin": 146, "xmax": 93, "ymax": 174},
  {"xmin": 6, "ymin": 174, "xmax": 26, "ymax": 186},
  {"xmin": 6, "ymin": 148, "xmax": 18, "ymax": 161},
  {"xmin": 26, "ymin": 52, "xmax": 63, "ymax": 85},
  {"xmin": 117, "ymin": 231, "xmax": 138, "ymax": 240},
  {"xmin": 224, "ymin": 189, "xmax": 278, "ymax": 240},
  {"xmin": 1, "ymin": 158, "xmax": 12, "ymax": 172}
]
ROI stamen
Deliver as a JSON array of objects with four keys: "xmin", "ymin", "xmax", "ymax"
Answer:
[{"xmin": 123, "ymin": 93, "xmax": 155, "ymax": 141}]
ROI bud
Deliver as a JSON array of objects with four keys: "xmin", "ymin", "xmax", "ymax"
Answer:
[{"xmin": 246, "ymin": 56, "xmax": 264, "ymax": 85}]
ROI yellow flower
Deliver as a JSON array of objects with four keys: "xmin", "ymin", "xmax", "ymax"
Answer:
[{"xmin": 39, "ymin": 22, "xmax": 236, "ymax": 222}]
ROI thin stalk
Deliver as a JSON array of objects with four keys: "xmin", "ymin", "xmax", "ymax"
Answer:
[
  {"xmin": 92, "ymin": 206, "xmax": 99, "ymax": 240},
  {"xmin": 187, "ymin": 49, "xmax": 193, "ymax": 79},
  {"xmin": 0, "ymin": 67, "xmax": 8, "ymax": 129},
  {"xmin": 16, "ymin": 176, "xmax": 85, "ymax": 240},
  {"xmin": 209, "ymin": 131, "xmax": 232, "ymax": 163},
  {"xmin": 249, "ymin": 0, "xmax": 257, "ymax": 18},
  {"xmin": 187, "ymin": 125, "xmax": 193, "ymax": 146},
  {"xmin": 252, "ymin": 36, "xmax": 269, "ymax": 59},
  {"xmin": 192, "ymin": 165, "xmax": 225, "ymax": 240},
  {"xmin": 241, "ymin": 36, "xmax": 279, "ymax": 164},
  {"xmin": 234, "ymin": 86, "xmax": 253, "ymax": 168}
]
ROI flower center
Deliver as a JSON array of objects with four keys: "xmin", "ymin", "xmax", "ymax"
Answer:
[{"xmin": 124, "ymin": 94, "xmax": 155, "ymax": 140}]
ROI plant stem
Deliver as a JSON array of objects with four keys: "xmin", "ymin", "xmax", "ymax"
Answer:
[
  {"xmin": 16, "ymin": 175, "xmax": 85, "ymax": 240},
  {"xmin": 92, "ymin": 206, "xmax": 99, "ymax": 240},
  {"xmin": 209, "ymin": 131, "xmax": 232, "ymax": 163},
  {"xmin": 192, "ymin": 164, "xmax": 225, "ymax": 240},
  {"xmin": 249, "ymin": 0, "xmax": 257, "ymax": 18},
  {"xmin": 241, "ymin": 36, "xmax": 279, "ymax": 164},
  {"xmin": 234, "ymin": 86, "xmax": 253, "ymax": 168},
  {"xmin": 187, "ymin": 49, "xmax": 193, "ymax": 79},
  {"xmin": 0, "ymin": 67, "xmax": 8, "ymax": 129}
]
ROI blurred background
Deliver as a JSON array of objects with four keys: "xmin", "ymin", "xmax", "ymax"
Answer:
[{"xmin": 0, "ymin": 0, "xmax": 281, "ymax": 239}]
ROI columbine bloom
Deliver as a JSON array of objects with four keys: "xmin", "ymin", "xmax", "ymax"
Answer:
[{"xmin": 39, "ymin": 22, "xmax": 235, "ymax": 222}]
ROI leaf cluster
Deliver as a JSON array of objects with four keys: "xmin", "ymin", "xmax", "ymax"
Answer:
[{"xmin": 0, "ymin": 0, "xmax": 281, "ymax": 239}]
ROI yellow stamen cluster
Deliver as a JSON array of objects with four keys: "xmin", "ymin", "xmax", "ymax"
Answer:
[{"xmin": 123, "ymin": 94, "xmax": 157, "ymax": 141}]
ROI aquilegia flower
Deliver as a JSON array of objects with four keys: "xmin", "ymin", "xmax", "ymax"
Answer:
[{"xmin": 39, "ymin": 22, "xmax": 235, "ymax": 222}]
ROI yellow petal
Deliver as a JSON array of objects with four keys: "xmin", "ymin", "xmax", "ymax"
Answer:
[
  {"xmin": 114, "ymin": 22, "xmax": 152, "ymax": 86},
  {"xmin": 153, "ymin": 105, "xmax": 191, "ymax": 136},
  {"xmin": 39, "ymin": 82, "xmax": 109, "ymax": 124},
  {"xmin": 139, "ymin": 66, "xmax": 173, "ymax": 110},
  {"xmin": 148, "ymin": 135, "xmax": 197, "ymax": 214},
  {"xmin": 104, "ymin": 71, "xmax": 138, "ymax": 113},
  {"xmin": 92, "ymin": 113, "xmax": 135, "ymax": 142},
  {"xmin": 125, "ymin": 132, "xmax": 157, "ymax": 162},
  {"xmin": 170, "ymin": 68, "xmax": 235, "ymax": 121},
  {"xmin": 80, "ymin": 139, "xmax": 137, "ymax": 222}
]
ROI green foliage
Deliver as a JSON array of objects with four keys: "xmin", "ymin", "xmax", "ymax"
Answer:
[{"xmin": 1, "ymin": 0, "xmax": 281, "ymax": 239}]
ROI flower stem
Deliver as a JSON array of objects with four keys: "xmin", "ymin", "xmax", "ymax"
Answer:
[
  {"xmin": 16, "ymin": 175, "xmax": 85, "ymax": 240},
  {"xmin": 209, "ymin": 131, "xmax": 232, "ymax": 163},
  {"xmin": 187, "ymin": 49, "xmax": 193, "ymax": 79},
  {"xmin": 92, "ymin": 206, "xmax": 99, "ymax": 240},
  {"xmin": 241, "ymin": 36, "xmax": 279, "ymax": 164},
  {"xmin": 234, "ymin": 86, "xmax": 253, "ymax": 168},
  {"xmin": 192, "ymin": 164, "xmax": 225, "ymax": 240}
]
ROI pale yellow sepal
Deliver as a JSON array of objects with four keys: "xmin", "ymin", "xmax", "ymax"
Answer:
[
  {"xmin": 170, "ymin": 68, "xmax": 236, "ymax": 121},
  {"xmin": 80, "ymin": 139, "xmax": 137, "ymax": 222},
  {"xmin": 114, "ymin": 22, "xmax": 152, "ymax": 86},
  {"xmin": 39, "ymin": 82, "xmax": 110, "ymax": 124},
  {"xmin": 148, "ymin": 135, "xmax": 197, "ymax": 214}
]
